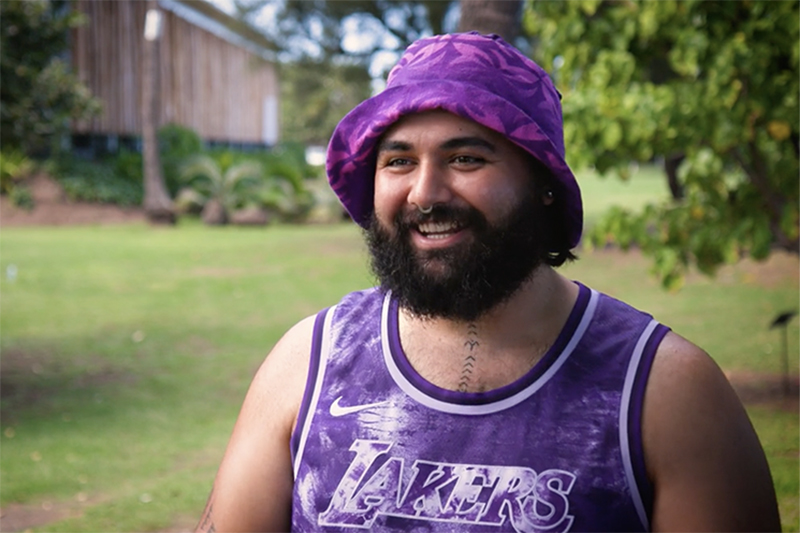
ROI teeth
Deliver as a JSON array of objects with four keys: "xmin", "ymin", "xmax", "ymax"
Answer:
[{"xmin": 418, "ymin": 221, "xmax": 459, "ymax": 235}]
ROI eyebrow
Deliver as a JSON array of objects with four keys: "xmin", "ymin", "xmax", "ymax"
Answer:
[
  {"xmin": 377, "ymin": 140, "xmax": 412, "ymax": 153},
  {"xmin": 377, "ymin": 136, "xmax": 497, "ymax": 153}
]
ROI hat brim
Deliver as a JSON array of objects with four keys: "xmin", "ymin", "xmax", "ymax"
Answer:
[{"xmin": 326, "ymin": 79, "xmax": 583, "ymax": 248}]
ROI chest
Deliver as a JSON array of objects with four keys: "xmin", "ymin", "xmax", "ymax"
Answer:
[{"xmin": 291, "ymin": 346, "xmax": 640, "ymax": 533}]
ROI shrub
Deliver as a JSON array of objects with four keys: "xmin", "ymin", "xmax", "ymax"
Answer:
[
  {"xmin": 9, "ymin": 185, "xmax": 34, "ymax": 210},
  {"xmin": 50, "ymin": 155, "xmax": 143, "ymax": 206},
  {"xmin": 159, "ymin": 123, "xmax": 203, "ymax": 194},
  {"xmin": 0, "ymin": 148, "xmax": 35, "ymax": 195},
  {"xmin": 113, "ymin": 148, "xmax": 143, "ymax": 183}
]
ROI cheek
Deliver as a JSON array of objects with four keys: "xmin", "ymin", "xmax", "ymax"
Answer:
[
  {"xmin": 492, "ymin": 163, "xmax": 531, "ymax": 207},
  {"xmin": 373, "ymin": 174, "xmax": 404, "ymax": 224},
  {"xmin": 469, "ymin": 179, "xmax": 525, "ymax": 214}
]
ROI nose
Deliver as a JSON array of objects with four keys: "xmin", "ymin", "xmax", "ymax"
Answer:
[{"xmin": 407, "ymin": 160, "xmax": 452, "ymax": 210}]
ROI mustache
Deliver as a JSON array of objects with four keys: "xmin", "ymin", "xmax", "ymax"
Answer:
[{"xmin": 397, "ymin": 204, "xmax": 486, "ymax": 229}]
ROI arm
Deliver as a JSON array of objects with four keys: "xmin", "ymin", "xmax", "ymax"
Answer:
[
  {"xmin": 196, "ymin": 315, "xmax": 317, "ymax": 533},
  {"xmin": 643, "ymin": 332, "xmax": 781, "ymax": 532}
]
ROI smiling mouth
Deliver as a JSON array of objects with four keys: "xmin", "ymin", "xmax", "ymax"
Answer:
[{"xmin": 417, "ymin": 221, "xmax": 462, "ymax": 240}]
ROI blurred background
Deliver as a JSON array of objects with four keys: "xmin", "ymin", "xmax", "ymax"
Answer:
[{"xmin": 1, "ymin": 0, "xmax": 797, "ymax": 531}]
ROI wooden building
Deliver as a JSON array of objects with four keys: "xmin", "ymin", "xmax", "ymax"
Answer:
[{"xmin": 71, "ymin": 0, "xmax": 279, "ymax": 150}]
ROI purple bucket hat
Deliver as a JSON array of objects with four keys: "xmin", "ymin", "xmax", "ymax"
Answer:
[{"xmin": 326, "ymin": 32, "xmax": 583, "ymax": 248}]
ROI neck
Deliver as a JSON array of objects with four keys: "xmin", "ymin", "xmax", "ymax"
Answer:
[{"xmin": 397, "ymin": 267, "xmax": 580, "ymax": 392}]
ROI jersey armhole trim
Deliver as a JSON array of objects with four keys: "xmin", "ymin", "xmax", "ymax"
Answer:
[
  {"xmin": 290, "ymin": 306, "xmax": 334, "ymax": 479},
  {"xmin": 620, "ymin": 319, "xmax": 670, "ymax": 532}
]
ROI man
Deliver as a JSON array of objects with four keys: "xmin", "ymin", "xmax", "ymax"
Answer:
[{"xmin": 198, "ymin": 33, "xmax": 780, "ymax": 533}]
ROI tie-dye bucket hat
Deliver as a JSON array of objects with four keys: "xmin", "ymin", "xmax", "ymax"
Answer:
[{"xmin": 326, "ymin": 32, "xmax": 583, "ymax": 249}]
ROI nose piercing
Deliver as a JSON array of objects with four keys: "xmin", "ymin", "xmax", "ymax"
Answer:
[{"xmin": 418, "ymin": 205, "xmax": 434, "ymax": 215}]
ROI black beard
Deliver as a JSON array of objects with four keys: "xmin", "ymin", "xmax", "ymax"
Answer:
[{"xmin": 365, "ymin": 193, "xmax": 547, "ymax": 322}]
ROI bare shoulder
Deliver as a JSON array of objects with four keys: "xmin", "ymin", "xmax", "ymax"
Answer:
[
  {"xmin": 233, "ymin": 314, "xmax": 317, "ymax": 436},
  {"xmin": 248, "ymin": 314, "xmax": 318, "ymax": 416},
  {"xmin": 196, "ymin": 314, "xmax": 318, "ymax": 533},
  {"xmin": 643, "ymin": 331, "xmax": 780, "ymax": 532}
]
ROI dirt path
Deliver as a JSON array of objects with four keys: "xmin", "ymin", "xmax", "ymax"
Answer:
[
  {"xmin": 0, "ymin": 174, "xmax": 146, "ymax": 227},
  {"xmin": 0, "ymin": 498, "xmax": 197, "ymax": 533},
  {"xmin": 727, "ymin": 371, "xmax": 800, "ymax": 411}
]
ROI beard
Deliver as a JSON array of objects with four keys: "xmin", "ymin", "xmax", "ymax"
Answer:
[{"xmin": 365, "ymin": 190, "xmax": 548, "ymax": 322}]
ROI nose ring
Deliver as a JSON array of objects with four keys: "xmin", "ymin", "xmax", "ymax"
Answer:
[{"xmin": 418, "ymin": 205, "xmax": 434, "ymax": 215}]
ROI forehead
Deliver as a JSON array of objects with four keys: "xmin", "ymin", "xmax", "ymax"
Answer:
[{"xmin": 379, "ymin": 110, "xmax": 509, "ymax": 147}]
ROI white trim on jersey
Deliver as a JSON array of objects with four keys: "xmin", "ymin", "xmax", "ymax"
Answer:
[
  {"xmin": 293, "ymin": 305, "xmax": 337, "ymax": 480},
  {"xmin": 619, "ymin": 318, "xmax": 660, "ymax": 531},
  {"xmin": 380, "ymin": 289, "xmax": 600, "ymax": 415}
]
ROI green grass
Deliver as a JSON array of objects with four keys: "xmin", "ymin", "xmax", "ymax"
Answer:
[
  {"xmin": 749, "ymin": 406, "xmax": 800, "ymax": 531},
  {"xmin": 575, "ymin": 164, "xmax": 670, "ymax": 231},
  {"xmin": 1, "ymin": 183, "xmax": 797, "ymax": 531}
]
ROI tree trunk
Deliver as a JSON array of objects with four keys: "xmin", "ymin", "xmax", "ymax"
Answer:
[
  {"xmin": 201, "ymin": 198, "xmax": 228, "ymax": 226},
  {"xmin": 457, "ymin": 0, "xmax": 521, "ymax": 42},
  {"xmin": 423, "ymin": 0, "xmax": 451, "ymax": 35},
  {"xmin": 743, "ymin": 142, "xmax": 799, "ymax": 254},
  {"xmin": 664, "ymin": 153, "xmax": 685, "ymax": 200},
  {"xmin": 141, "ymin": 0, "xmax": 175, "ymax": 225},
  {"xmin": 731, "ymin": 144, "xmax": 799, "ymax": 254}
]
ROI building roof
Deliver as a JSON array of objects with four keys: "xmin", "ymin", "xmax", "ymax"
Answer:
[{"xmin": 160, "ymin": 0, "xmax": 278, "ymax": 61}]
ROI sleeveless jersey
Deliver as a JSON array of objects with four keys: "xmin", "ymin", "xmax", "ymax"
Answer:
[{"xmin": 290, "ymin": 283, "xmax": 670, "ymax": 532}]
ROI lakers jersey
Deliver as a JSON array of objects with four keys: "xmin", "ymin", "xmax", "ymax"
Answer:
[{"xmin": 290, "ymin": 283, "xmax": 669, "ymax": 532}]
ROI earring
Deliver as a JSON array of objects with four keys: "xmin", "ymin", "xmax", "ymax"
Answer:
[
  {"xmin": 418, "ymin": 205, "xmax": 433, "ymax": 215},
  {"xmin": 544, "ymin": 190, "xmax": 555, "ymax": 203}
]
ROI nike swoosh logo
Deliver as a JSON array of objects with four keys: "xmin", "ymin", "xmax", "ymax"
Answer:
[{"xmin": 329, "ymin": 396, "xmax": 389, "ymax": 417}]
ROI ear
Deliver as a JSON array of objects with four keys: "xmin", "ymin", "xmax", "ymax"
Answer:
[{"xmin": 542, "ymin": 189, "xmax": 555, "ymax": 206}]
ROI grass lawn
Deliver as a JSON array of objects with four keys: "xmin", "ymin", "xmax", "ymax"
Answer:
[{"xmin": 1, "ymin": 167, "xmax": 797, "ymax": 531}]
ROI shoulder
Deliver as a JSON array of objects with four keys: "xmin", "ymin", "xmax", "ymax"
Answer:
[
  {"xmin": 261, "ymin": 288, "xmax": 381, "ymax": 390},
  {"xmin": 642, "ymin": 332, "xmax": 780, "ymax": 531},
  {"xmin": 643, "ymin": 332, "xmax": 743, "ymax": 433},
  {"xmin": 583, "ymin": 284, "xmax": 656, "ymax": 333},
  {"xmin": 246, "ymin": 315, "xmax": 317, "ymax": 423},
  {"xmin": 253, "ymin": 313, "xmax": 318, "ymax": 398}
]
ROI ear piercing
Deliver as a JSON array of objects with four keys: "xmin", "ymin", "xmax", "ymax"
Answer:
[{"xmin": 544, "ymin": 190, "xmax": 555, "ymax": 201}]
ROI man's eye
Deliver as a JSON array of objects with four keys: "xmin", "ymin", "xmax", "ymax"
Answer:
[
  {"xmin": 386, "ymin": 157, "xmax": 411, "ymax": 167},
  {"xmin": 452, "ymin": 155, "xmax": 484, "ymax": 165}
]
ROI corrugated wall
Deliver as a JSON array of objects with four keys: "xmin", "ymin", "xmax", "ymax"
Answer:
[{"xmin": 71, "ymin": 0, "xmax": 279, "ymax": 145}]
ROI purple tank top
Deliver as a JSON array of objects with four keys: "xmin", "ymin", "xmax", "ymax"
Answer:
[{"xmin": 290, "ymin": 283, "xmax": 669, "ymax": 532}]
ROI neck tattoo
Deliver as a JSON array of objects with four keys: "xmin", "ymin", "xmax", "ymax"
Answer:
[{"xmin": 459, "ymin": 323, "xmax": 480, "ymax": 392}]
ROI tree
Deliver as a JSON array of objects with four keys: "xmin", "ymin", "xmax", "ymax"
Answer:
[
  {"xmin": 526, "ymin": 0, "xmax": 799, "ymax": 289},
  {"xmin": 0, "ymin": 0, "xmax": 100, "ymax": 156},
  {"xmin": 458, "ymin": 0, "xmax": 521, "ymax": 40},
  {"xmin": 231, "ymin": 0, "xmax": 459, "ymax": 144},
  {"xmin": 279, "ymin": 59, "xmax": 372, "ymax": 146},
  {"xmin": 234, "ymin": 0, "xmax": 455, "ymax": 62},
  {"xmin": 236, "ymin": 0, "xmax": 525, "ymax": 143},
  {"xmin": 141, "ymin": 0, "xmax": 176, "ymax": 224}
]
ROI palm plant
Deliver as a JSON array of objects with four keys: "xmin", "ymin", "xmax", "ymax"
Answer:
[
  {"xmin": 179, "ymin": 154, "xmax": 263, "ymax": 225},
  {"xmin": 256, "ymin": 148, "xmax": 315, "ymax": 221}
]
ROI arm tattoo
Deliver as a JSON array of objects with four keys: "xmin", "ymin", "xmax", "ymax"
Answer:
[
  {"xmin": 196, "ymin": 487, "xmax": 216, "ymax": 533},
  {"xmin": 459, "ymin": 324, "xmax": 479, "ymax": 392}
]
